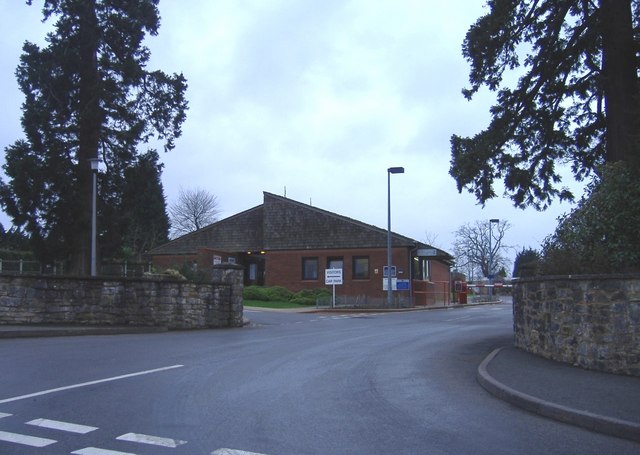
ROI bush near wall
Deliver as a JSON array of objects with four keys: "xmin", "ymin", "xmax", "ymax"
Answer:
[
  {"xmin": 541, "ymin": 163, "xmax": 640, "ymax": 275},
  {"xmin": 243, "ymin": 285, "xmax": 330, "ymax": 305}
]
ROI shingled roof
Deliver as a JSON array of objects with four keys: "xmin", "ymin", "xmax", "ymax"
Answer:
[{"xmin": 148, "ymin": 192, "xmax": 452, "ymax": 259}]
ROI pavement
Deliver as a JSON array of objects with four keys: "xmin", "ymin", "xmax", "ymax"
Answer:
[
  {"xmin": 477, "ymin": 346, "xmax": 640, "ymax": 443},
  {"xmin": 2, "ymin": 312, "xmax": 639, "ymax": 444}
]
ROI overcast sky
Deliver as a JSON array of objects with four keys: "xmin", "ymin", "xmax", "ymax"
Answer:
[{"xmin": 0, "ymin": 0, "xmax": 585, "ymax": 271}]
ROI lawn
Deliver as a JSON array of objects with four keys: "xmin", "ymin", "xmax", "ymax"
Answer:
[{"xmin": 243, "ymin": 299, "xmax": 315, "ymax": 309}]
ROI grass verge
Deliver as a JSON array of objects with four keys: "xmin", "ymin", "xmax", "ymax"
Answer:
[{"xmin": 243, "ymin": 299, "xmax": 315, "ymax": 309}]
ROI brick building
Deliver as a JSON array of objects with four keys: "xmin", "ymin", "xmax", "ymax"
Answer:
[{"xmin": 148, "ymin": 192, "xmax": 454, "ymax": 305}]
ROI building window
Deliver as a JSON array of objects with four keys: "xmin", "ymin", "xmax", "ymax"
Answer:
[
  {"xmin": 352, "ymin": 256, "xmax": 369, "ymax": 280},
  {"xmin": 302, "ymin": 257, "xmax": 319, "ymax": 280},
  {"xmin": 327, "ymin": 257, "xmax": 344, "ymax": 271}
]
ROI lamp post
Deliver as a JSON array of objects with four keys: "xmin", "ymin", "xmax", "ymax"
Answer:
[
  {"xmin": 387, "ymin": 166, "xmax": 404, "ymax": 306},
  {"xmin": 89, "ymin": 157, "xmax": 100, "ymax": 277},
  {"xmin": 488, "ymin": 218, "xmax": 499, "ymax": 297}
]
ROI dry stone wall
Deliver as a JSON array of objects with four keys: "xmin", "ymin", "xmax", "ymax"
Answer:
[
  {"xmin": 0, "ymin": 264, "xmax": 244, "ymax": 329},
  {"xmin": 513, "ymin": 274, "xmax": 640, "ymax": 376}
]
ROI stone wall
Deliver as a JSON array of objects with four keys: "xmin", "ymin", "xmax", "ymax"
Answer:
[
  {"xmin": 0, "ymin": 264, "xmax": 244, "ymax": 329},
  {"xmin": 513, "ymin": 274, "xmax": 640, "ymax": 376}
]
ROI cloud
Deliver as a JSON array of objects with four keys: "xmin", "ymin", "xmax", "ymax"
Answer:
[{"xmin": 0, "ymin": 0, "xmax": 586, "ymax": 271}]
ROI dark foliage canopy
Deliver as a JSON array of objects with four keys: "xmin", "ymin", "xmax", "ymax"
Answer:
[
  {"xmin": 450, "ymin": 0, "xmax": 639, "ymax": 209},
  {"xmin": 0, "ymin": 0, "xmax": 187, "ymax": 272},
  {"xmin": 541, "ymin": 163, "xmax": 640, "ymax": 274}
]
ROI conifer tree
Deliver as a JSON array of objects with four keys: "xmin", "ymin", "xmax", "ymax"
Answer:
[{"xmin": 0, "ymin": 0, "xmax": 187, "ymax": 273}]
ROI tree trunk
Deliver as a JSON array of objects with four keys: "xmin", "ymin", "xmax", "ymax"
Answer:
[
  {"xmin": 601, "ymin": 0, "xmax": 640, "ymax": 166},
  {"xmin": 72, "ymin": 0, "xmax": 101, "ymax": 275}
]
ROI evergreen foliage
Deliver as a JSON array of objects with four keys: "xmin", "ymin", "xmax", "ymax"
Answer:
[
  {"xmin": 512, "ymin": 248, "xmax": 540, "ymax": 277},
  {"xmin": 0, "ymin": 1, "xmax": 187, "ymax": 272},
  {"xmin": 450, "ymin": 0, "xmax": 639, "ymax": 209},
  {"xmin": 541, "ymin": 163, "xmax": 640, "ymax": 274}
]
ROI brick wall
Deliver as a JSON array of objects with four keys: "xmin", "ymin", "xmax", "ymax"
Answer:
[
  {"xmin": 513, "ymin": 274, "xmax": 640, "ymax": 376},
  {"xmin": 0, "ymin": 264, "xmax": 244, "ymax": 329},
  {"xmin": 265, "ymin": 247, "xmax": 412, "ymax": 296}
]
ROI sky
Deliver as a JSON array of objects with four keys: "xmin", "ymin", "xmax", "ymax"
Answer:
[{"xmin": 0, "ymin": 0, "xmax": 586, "ymax": 272}]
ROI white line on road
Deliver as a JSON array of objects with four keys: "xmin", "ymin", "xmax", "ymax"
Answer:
[
  {"xmin": 71, "ymin": 448, "xmax": 136, "ymax": 455},
  {"xmin": 211, "ymin": 449, "xmax": 269, "ymax": 455},
  {"xmin": 0, "ymin": 412, "xmax": 11, "ymax": 418},
  {"xmin": 0, "ymin": 365, "xmax": 184, "ymax": 404},
  {"xmin": 116, "ymin": 432, "xmax": 187, "ymax": 448},
  {"xmin": 26, "ymin": 418, "xmax": 98, "ymax": 434},
  {"xmin": 0, "ymin": 430, "xmax": 57, "ymax": 447}
]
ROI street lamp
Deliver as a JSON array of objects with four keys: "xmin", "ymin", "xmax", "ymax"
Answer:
[
  {"xmin": 89, "ymin": 157, "xmax": 100, "ymax": 277},
  {"xmin": 488, "ymin": 218, "xmax": 499, "ymax": 297},
  {"xmin": 387, "ymin": 166, "xmax": 404, "ymax": 306}
]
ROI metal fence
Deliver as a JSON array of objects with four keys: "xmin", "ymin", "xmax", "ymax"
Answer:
[
  {"xmin": 316, "ymin": 293, "xmax": 413, "ymax": 309},
  {"xmin": 0, "ymin": 259, "xmax": 64, "ymax": 275},
  {"xmin": 0, "ymin": 259, "xmax": 152, "ymax": 277}
]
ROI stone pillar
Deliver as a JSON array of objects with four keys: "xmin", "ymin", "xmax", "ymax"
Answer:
[{"xmin": 210, "ymin": 263, "xmax": 244, "ymax": 327}]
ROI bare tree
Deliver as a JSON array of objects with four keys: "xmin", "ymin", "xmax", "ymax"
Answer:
[
  {"xmin": 423, "ymin": 230, "xmax": 442, "ymax": 248},
  {"xmin": 169, "ymin": 187, "xmax": 221, "ymax": 238},
  {"xmin": 453, "ymin": 219, "xmax": 511, "ymax": 280}
]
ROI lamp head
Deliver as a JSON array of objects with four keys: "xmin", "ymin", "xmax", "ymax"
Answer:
[
  {"xmin": 88, "ymin": 157, "xmax": 100, "ymax": 171},
  {"xmin": 388, "ymin": 166, "xmax": 404, "ymax": 174}
]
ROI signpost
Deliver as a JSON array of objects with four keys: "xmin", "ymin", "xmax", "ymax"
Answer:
[{"xmin": 325, "ymin": 269, "xmax": 343, "ymax": 308}]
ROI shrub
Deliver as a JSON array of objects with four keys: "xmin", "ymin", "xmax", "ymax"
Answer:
[
  {"xmin": 243, "ymin": 285, "xmax": 270, "ymax": 301},
  {"xmin": 290, "ymin": 288, "xmax": 332, "ymax": 306},
  {"xmin": 265, "ymin": 286, "xmax": 294, "ymax": 302},
  {"xmin": 513, "ymin": 248, "xmax": 540, "ymax": 277},
  {"xmin": 541, "ymin": 163, "xmax": 640, "ymax": 274}
]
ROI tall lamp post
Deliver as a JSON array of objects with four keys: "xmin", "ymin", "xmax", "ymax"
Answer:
[
  {"xmin": 488, "ymin": 218, "xmax": 499, "ymax": 297},
  {"xmin": 89, "ymin": 157, "xmax": 100, "ymax": 277},
  {"xmin": 387, "ymin": 166, "xmax": 404, "ymax": 306}
]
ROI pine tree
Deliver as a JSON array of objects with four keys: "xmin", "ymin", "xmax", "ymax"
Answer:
[
  {"xmin": 0, "ymin": 0, "xmax": 187, "ymax": 273},
  {"xmin": 450, "ymin": 0, "xmax": 639, "ymax": 209}
]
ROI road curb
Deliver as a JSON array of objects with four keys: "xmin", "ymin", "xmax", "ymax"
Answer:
[
  {"xmin": 477, "ymin": 347, "xmax": 640, "ymax": 443},
  {"xmin": 0, "ymin": 326, "xmax": 168, "ymax": 339}
]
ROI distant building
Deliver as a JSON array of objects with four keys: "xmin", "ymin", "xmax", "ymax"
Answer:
[{"xmin": 148, "ymin": 192, "xmax": 454, "ymax": 305}]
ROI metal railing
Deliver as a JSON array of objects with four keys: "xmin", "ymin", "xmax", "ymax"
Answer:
[
  {"xmin": 0, "ymin": 259, "xmax": 152, "ymax": 277},
  {"xmin": 0, "ymin": 259, "xmax": 64, "ymax": 275}
]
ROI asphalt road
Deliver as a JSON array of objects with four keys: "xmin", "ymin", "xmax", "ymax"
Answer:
[{"xmin": 0, "ymin": 303, "xmax": 638, "ymax": 454}]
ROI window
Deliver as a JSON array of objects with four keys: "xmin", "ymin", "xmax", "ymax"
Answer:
[
  {"xmin": 327, "ymin": 257, "xmax": 344, "ymax": 271},
  {"xmin": 352, "ymin": 256, "xmax": 369, "ymax": 280},
  {"xmin": 302, "ymin": 257, "xmax": 319, "ymax": 280}
]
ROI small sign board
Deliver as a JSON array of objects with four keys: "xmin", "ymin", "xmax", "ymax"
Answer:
[
  {"xmin": 396, "ymin": 279, "xmax": 410, "ymax": 291},
  {"xmin": 383, "ymin": 266, "xmax": 397, "ymax": 278},
  {"xmin": 417, "ymin": 248, "xmax": 438, "ymax": 257},
  {"xmin": 382, "ymin": 278, "xmax": 397, "ymax": 291},
  {"xmin": 325, "ymin": 268, "xmax": 343, "ymax": 285}
]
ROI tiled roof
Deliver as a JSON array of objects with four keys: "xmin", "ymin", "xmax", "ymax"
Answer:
[
  {"xmin": 148, "ymin": 204, "xmax": 263, "ymax": 255},
  {"xmin": 263, "ymin": 192, "xmax": 417, "ymax": 250},
  {"xmin": 148, "ymin": 191, "xmax": 452, "ymax": 260}
]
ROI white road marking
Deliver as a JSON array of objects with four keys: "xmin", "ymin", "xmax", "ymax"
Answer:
[
  {"xmin": 211, "ymin": 449, "xmax": 269, "ymax": 455},
  {"xmin": 71, "ymin": 448, "xmax": 136, "ymax": 455},
  {"xmin": 26, "ymin": 418, "xmax": 98, "ymax": 434},
  {"xmin": 0, "ymin": 412, "xmax": 11, "ymax": 418},
  {"xmin": 0, "ymin": 430, "xmax": 57, "ymax": 447},
  {"xmin": 444, "ymin": 316, "xmax": 472, "ymax": 322},
  {"xmin": 116, "ymin": 432, "xmax": 187, "ymax": 448},
  {"xmin": 0, "ymin": 365, "xmax": 184, "ymax": 404}
]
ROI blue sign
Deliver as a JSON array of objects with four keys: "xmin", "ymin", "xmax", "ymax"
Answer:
[
  {"xmin": 396, "ymin": 279, "xmax": 410, "ymax": 291},
  {"xmin": 383, "ymin": 266, "xmax": 397, "ymax": 278}
]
